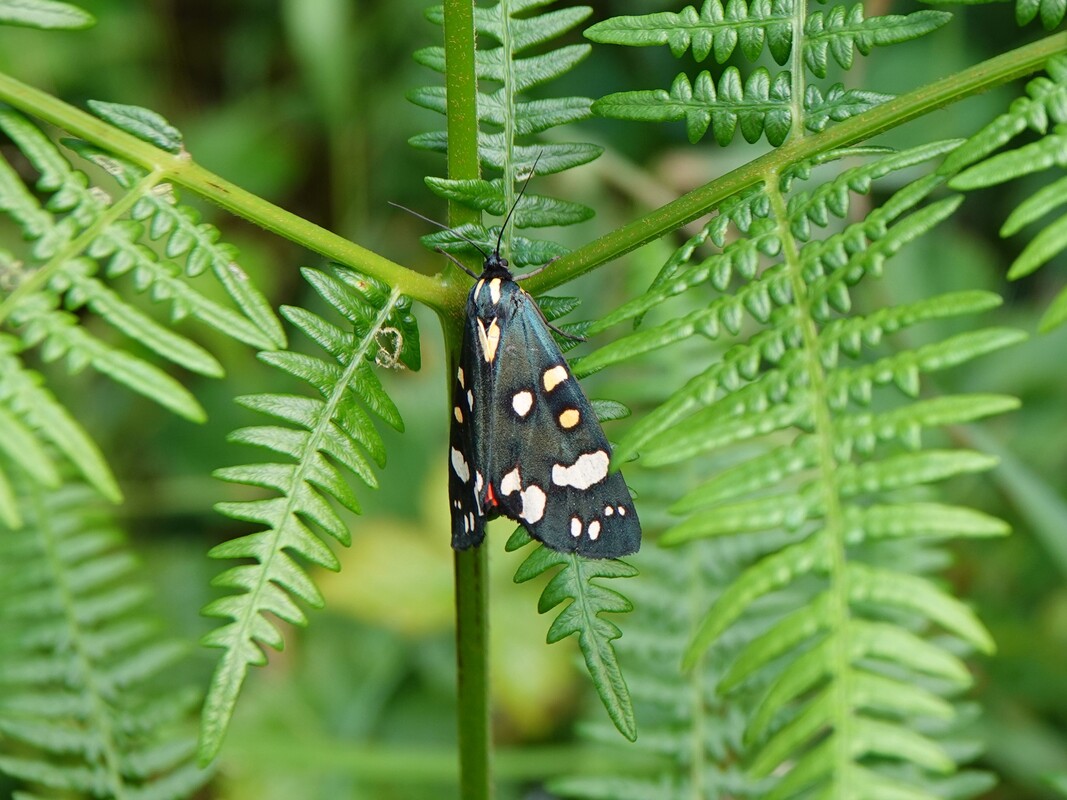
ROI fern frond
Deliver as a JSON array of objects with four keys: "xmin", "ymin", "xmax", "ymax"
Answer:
[
  {"xmin": 549, "ymin": 539, "xmax": 795, "ymax": 799},
  {"xmin": 0, "ymin": 103, "xmax": 285, "ymax": 515},
  {"xmin": 0, "ymin": 106, "xmax": 283, "ymax": 409},
  {"xmin": 508, "ymin": 527, "xmax": 638, "ymax": 741},
  {"xmin": 587, "ymin": 2, "xmax": 949, "ymax": 145},
  {"xmin": 580, "ymin": 136, "xmax": 1019, "ymax": 797},
  {"xmin": 412, "ymin": 0, "xmax": 603, "ymax": 265},
  {"xmin": 0, "ymin": 479, "xmax": 210, "ymax": 799},
  {"xmin": 199, "ymin": 265, "xmax": 419, "ymax": 762},
  {"xmin": 946, "ymin": 54, "xmax": 1067, "ymax": 330}
]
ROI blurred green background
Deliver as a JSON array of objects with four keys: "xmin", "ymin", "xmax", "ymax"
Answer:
[{"xmin": 0, "ymin": 1, "xmax": 1063, "ymax": 798}]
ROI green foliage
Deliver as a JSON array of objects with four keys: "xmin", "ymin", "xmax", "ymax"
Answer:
[
  {"xmin": 0, "ymin": 0, "xmax": 93, "ymax": 30},
  {"xmin": 0, "ymin": 479, "xmax": 209, "ymax": 799},
  {"xmin": 579, "ymin": 135, "xmax": 1021, "ymax": 797},
  {"xmin": 0, "ymin": 105, "xmax": 285, "ymax": 526},
  {"xmin": 199, "ymin": 265, "xmax": 419, "ymax": 762},
  {"xmin": 947, "ymin": 54, "xmax": 1067, "ymax": 331},
  {"xmin": 411, "ymin": 0, "xmax": 603, "ymax": 264},
  {"xmin": 507, "ymin": 527, "xmax": 639, "ymax": 741},
  {"xmin": 587, "ymin": 0, "xmax": 950, "ymax": 145}
]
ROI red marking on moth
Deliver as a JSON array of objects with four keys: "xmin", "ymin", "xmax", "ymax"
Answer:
[{"xmin": 484, "ymin": 482, "xmax": 499, "ymax": 508}]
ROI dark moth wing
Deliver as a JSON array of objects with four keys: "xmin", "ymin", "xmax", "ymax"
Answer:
[{"xmin": 448, "ymin": 273, "xmax": 640, "ymax": 559}]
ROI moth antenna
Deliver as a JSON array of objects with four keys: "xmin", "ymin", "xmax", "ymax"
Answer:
[
  {"xmin": 389, "ymin": 200, "xmax": 491, "ymax": 261},
  {"xmin": 494, "ymin": 150, "xmax": 544, "ymax": 256}
]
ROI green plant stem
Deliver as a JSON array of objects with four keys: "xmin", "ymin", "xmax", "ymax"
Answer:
[
  {"xmin": 441, "ymin": 1, "xmax": 492, "ymax": 798},
  {"xmin": 0, "ymin": 71, "xmax": 454, "ymax": 311},
  {"xmin": 454, "ymin": 545, "xmax": 491, "ymax": 800},
  {"xmin": 525, "ymin": 31, "xmax": 1067, "ymax": 296}
]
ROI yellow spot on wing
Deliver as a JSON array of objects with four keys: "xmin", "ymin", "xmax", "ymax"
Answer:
[
  {"xmin": 559, "ymin": 409, "xmax": 580, "ymax": 428},
  {"xmin": 543, "ymin": 365, "xmax": 568, "ymax": 391},
  {"xmin": 477, "ymin": 317, "xmax": 501, "ymax": 363}
]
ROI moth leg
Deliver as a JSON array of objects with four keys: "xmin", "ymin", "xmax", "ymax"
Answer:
[
  {"xmin": 547, "ymin": 321, "xmax": 586, "ymax": 342},
  {"xmin": 514, "ymin": 256, "xmax": 560, "ymax": 282}
]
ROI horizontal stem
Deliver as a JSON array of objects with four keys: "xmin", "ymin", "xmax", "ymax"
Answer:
[
  {"xmin": 525, "ymin": 31, "xmax": 1067, "ymax": 295},
  {"xmin": 0, "ymin": 71, "xmax": 457, "ymax": 310}
]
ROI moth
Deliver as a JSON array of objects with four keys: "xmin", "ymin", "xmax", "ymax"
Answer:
[{"xmin": 404, "ymin": 172, "xmax": 641, "ymax": 559}]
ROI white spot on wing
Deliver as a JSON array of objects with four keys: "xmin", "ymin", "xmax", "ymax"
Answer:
[
  {"xmin": 604, "ymin": 505, "xmax": 614, "ymax": 516},
  {"xmin": 475, "ymin": 471, "xmax": 483, "ymax": 494},
  {"xmin": 542, "ymin": 365, "xmax": 568, "ymax": 392},
  {"xmin": 588, "ymin": 520, "xmax": 601, "ymax": 540},
  {"xmin": 618, "ymin": 506, "xmax": 627, "ymax": 516},
  {"xmin": 450, "ymin": 447, "xmax": 470, "ymax": 483},
  {"xmin": 489, "ymin": 278, "xmax": 501, "ymax": 304},
  {"xmin": 467, "ymin": 390, "xmax": 474, "ymax": 410},
  {"xmin": 519, "ymin": 485, "xmax": 546, "ymax": 524},
  {"xmin": 552, "ymin": 450, "xmax": 610, "ymax": 490},
  {"xmin": 454, "ymin": 406, "xmax": 463, "ymax": 423},
  {"xmin": 512, "ymin": 390, "xmax": 533, "ymax": 417},
  {"xmin": 457, "ymin": 367, "xmax": 465, "ymax": 388},
  {"xmin": 500, "ymin": 468, "xmax": 521, "ymax": 496},
  {"xmin": 570, "ymin": 517, "xmax": 582, "ymax": 537}
]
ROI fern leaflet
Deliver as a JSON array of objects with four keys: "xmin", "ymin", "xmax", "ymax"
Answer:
[
  {"xmin": 200, "ymin": 265, "xmax": 419, "ymax": 761},
  {"xmin": 947, "ymin": 54, "xmax": 1067, "ymax": 330}
]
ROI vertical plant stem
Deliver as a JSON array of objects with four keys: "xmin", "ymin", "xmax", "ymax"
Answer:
[
  {"xmin": 454, "ymin": 545, "xmax": 491, "ymax": 800},
  {"xmin": 441, "ymin": 0, "xmax": 491, "ymax": 798}
]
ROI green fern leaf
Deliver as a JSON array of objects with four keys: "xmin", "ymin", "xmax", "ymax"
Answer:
[
  {"xmin": 568, "ymin": 128, "xmax": 1020, "ymax": 797},
  {"xmin": 412, "ymin": 0, "xmax": 603, "ymax": 263},
  {"xmin": 0, "ymin": 337, "xmax": 120, "ymax": 505},
  {"xmin": 803, "ymin": 7, "xmax": 950, "ymax": 79},
  {"xmin": 509, "ymin": 528, "xmax": 638, "ymax": 741},
  {"xmin": 200, "ymin": 266, "xmax": 418, "ymax": 762},
  {"xmin": 87, "ymin": 100, "xmax": 183, "ymax": 153},
  {"xmin": 941, "ymin": 56, "xmax": 1067, "ymax": 330},
  {"xmin": 585, "ymin": 0, "xmax": 794, "ymax": 65},
  {"xmin": 0, "ymin": 0, "xmax": 93, "ymax": 30},
  {"xmin": 0, "ymin": 481, "xmax": 210, "ymax": 798},
  {"xmin": 1016, "ymin": 0, "xmax": 1066, "ymax": 27}
]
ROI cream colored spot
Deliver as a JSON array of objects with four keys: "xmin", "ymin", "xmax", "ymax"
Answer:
[
  {"xmin": 457, "ymin": 367, "xmax": 465, "ymax": 387},
  {"xmin": 500, "ymin": 468, "xmax": 521, "ymax": 496},
  {"xmin": 475, "ymin": 279, "xmax": 485, "ymax": 299},
  {"xmin": 475, "ymin": 472, "xmax": 483, "ymax": 495},
  {"xmin": 467, "ymin": 390, "xmax": 474, "ymax": 410},
  {"xmin": 588, "ymin": 520, "xmax": 601, "ymax": 540},
  {"xmin": 552, "ymin": 450, "xmax": 610, "ymax": 490},
  {"xmin": 450, "ymin": 447, "xmax": 470, "ymax": 483},
  {"xmin": 454, "ymin": 406, "xmax": 463, "ymax": 423},
  {"xmin": 477, "ymin": 318, "xmax": 501, "ymax": 363},
  {"xmin": 543, "ymin": 365, "xmax": 568, "ymax": 391},
  {"xmin": 604, "ymin": 505, "xmax": 614, "ymax": 516},
  {"xmin": 618, "ymin": 506, "xmax": 627, "ymax": 516},
  {"xmin": 570, "ymin": 517, "xmax": 582, "ymax": 537},
  {"xmin": 559, "ymin": 408, "xmax": 580, "ymax": 429},
  {"xmin": 519, "ymin": 485, "xmax": 546, "ymax": 524},
  {"xmin": 512, "ymin": 390, "xmax": 534, "ymax": 417},
  {"xmin": 489, "ymin": 278, "xmax": 502, "ymax": 304}
]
